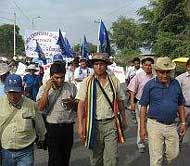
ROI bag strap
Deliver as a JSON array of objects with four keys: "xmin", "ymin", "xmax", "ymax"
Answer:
[
  {"xmin": 95, "ymin": 78, "xmax": 114, "ymax": 112},
  {"xmin": 0, "ymin": 110, "xmax": 17, "ymax": 145},
  {"xmin": 44, "ymin": 86, "xmax": 63, "ymax": 115}
]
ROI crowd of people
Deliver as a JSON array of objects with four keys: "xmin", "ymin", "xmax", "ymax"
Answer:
[{"xmin": 0, "ymin": 53, "xmax": 189, "ymax": 166}]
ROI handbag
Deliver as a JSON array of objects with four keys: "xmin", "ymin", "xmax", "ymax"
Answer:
[
  {"xmin": 95, "ymin": 78, "xmax": 125, "ymax": 143},
  {"xmin": 0, "ymin": 110, "xmax": 17, "ymax": 165}
]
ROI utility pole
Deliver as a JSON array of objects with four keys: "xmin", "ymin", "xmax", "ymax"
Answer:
[{"xmin": 13, "ymin": 12, "xmax": 16, "ymax": 58}]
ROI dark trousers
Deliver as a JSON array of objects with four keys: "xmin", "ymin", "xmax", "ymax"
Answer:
[{"xmin": 47, "ymin": 123, "xmax": 74, "ymax": 166}]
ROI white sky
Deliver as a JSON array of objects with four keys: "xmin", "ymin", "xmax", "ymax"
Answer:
[{"xmin": 0, "ymin": 0, "xmax": 148, "ymax": 45}]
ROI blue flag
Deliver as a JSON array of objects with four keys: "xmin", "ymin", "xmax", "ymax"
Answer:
[
  {"xmin": 65, "ymin": 37, "xmax": 73, "ymax": 58},
  {"xmin": 81, "ymin": 35, "xmax": 89, "ymax": 59},
  {"xmin": 98, "ymin": 19, "xmax": 111, "ymax": 56},
  {"xmin": 34, "ymin": 40, "xmax": 47, "ymax": 65},
  {"xmin": 56, "ymin": 29, "xmax": 67, "ymax": 55}
]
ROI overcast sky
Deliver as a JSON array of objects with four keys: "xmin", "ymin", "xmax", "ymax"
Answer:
[{"xmin": 0, "ymin": 0, "xmax": 148, "ymax": 45}]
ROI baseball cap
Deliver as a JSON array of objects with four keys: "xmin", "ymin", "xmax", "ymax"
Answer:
[
  {"xmin": 4, "ymin": 74, "xmax": 22, "ymax": 93},
  {"xmin": 53, "ymin": 54, "xmax": 64, "ymax": 62}
]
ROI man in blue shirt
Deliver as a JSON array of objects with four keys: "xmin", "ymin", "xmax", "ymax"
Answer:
[{"xmin": 139, "ymin": 57, "xmax": 186, "ymax": 166}]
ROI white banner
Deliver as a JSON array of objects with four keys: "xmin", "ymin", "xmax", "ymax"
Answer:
[{"xmin": 24, "ymin": 30, "xmax": 66, "ymax": 58}]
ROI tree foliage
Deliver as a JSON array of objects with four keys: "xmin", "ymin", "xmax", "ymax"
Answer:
[
  {"xmin": 137, "ymin": 0, "xmax": 190, "ymax": 57},
  {"xmin": 0, "ymin": 24, "xmax": 24, "ymax": 58},
  {"xmin": 111, "ymin": 17, "xmax": 141, "ymax": 51},
  {"xmin": 73, "ymin": 42, "xmax": 97, "ymax": 54}
]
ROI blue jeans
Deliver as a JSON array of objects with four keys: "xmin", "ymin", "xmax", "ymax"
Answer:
[{"xmin": 2, "ymin": 145, "xmax": 34, "ymax": 166}]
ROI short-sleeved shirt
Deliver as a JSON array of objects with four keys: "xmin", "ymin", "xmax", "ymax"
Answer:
[
  {"xmin": 74, "ymin": 67, "xmax": 92, "ymax": 80},
  {"xmin": 127, "ymin": 70, "xmax": 154, "ymax": 100},
  {"xmin": 36, "ymin": 82, "xmax": 77, "ymax": 124},
  {"xmin": 76, "ymin": 74, "xmax": 126, "ymax": 120},
  {"xmin": 139, "ymin": 78, "xmax": 184, "ymax": 122},
  {"xmin": 0, "ymin": 96, "xmax": 46, "ymax": 150},
  {"xmin": 176, "ymin": 72, "xmax": 190, "ymax": 106}
]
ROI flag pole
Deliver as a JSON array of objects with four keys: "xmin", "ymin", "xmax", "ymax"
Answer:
[{"xmin": 13, "ymin": 12, "xmax": 16, "ymax": 59}]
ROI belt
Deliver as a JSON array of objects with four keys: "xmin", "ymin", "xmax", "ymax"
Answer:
[
  {"xmin": 148, "ymin": 117, "xmax": 174, "ymax": 125},
  {"xmin": 6, "ymin": 143, "xmax": 33, "ymax": 152},
  {"xmin": 47, "ymin": 122, "xmax": 74, "ymax": 127},
  {"xmin": 96, "ymin": 117, "xmax": 114, "ymax": 122}
]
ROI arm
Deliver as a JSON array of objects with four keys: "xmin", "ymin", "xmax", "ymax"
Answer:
[
  {"xmin": 77, "ymin": 100, "xmax": 86, "ymax": 144},
  {"xmin": 178, "ymin": 105, "xmax": 187, "ymax": 138},
  {"xmin": 129, "ymin": 91, "xmax": 136, "ymax": 112},
  {"xmin": 37, "ymin": 79, "xmax": 52, "ymax": 112},
  {"xmin": 139, "ymin": 105, "xmax": 148, "ymax": 143},
  {"xmin": 34, "ymin": 107, "xmax": 47, "ymax": 141},
  {"xmin": 118, "ymin": 100, "xmax": 128, "ymax": 129}
]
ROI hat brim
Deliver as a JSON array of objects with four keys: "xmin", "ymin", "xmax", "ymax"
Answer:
[
  {"xmin": 89, "ymin": 59, "xmax": 113, "ymax": 65},
  {"xmin": 4, "ymin": 87, "xmax": 22, "ymax": 93},
  {"xmin": 154, "ymin": 65, "xmax": 176, "ymax": 71}
]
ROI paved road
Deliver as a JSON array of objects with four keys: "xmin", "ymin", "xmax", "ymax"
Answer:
[{"xmin": 35, "ymin": 111, "xmax": 190, "ymax": 166}]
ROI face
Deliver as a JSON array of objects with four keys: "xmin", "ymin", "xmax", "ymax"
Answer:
[
  {"xmin": 51, "ymin": 73, "xmax": 65, "ymax": 88},
  {"xmin": 156, "ymin": 70, "xmax": 171, "ymax": 84},
  {"xmin": 7, "ymin": 91, "xmax": 22, "ymax": 105},
  {"xmin": 142, "ymin": 60, "xmax": 153, "ymax": 74},
  {"xmin": 186, "ymin": 63, "xmax": 190, "ymax": 73},
  {"xmin": 134, "ymin": 61, "xmax": 140, "ymax": 70},
  {"xmin": 80, "ymin": 61, "xmax": 87, "ymax": 69},
  {"xmin": 93, "ymin": 61, "xmax": 107, "ymax": 76}
]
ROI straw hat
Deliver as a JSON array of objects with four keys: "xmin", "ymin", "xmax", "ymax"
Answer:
[
  {"xmin": 154, "ymin": 57, "xmax": 176, "ymax": 71},
  {"xmin": 90, "ymin": 52, "xmax": 112, "ymax": 65},
  {"xmin": 0, "ymin": 63, "xmax": 10, "ymax": 75}
]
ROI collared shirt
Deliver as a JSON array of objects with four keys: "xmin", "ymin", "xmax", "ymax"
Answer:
[
  {"xmin": 36, "ymin": 82, "xmax": 77, "ymax": 124},
  {"xmin": 125, "ymin": 66, "xmax": 143, "ymax": 80},
  {"xmin": 176, "ymin": 72, "xmax": 190, "ymax": 106},
  {"xmin": 0, "ymin": 96, "xmax": 46, "ymax": 150},
  {"xmin": 139, "ymin": 78, "xmax": 184, "ymax": 122},
  {"xmin": 127, "ymin": 70, "xmax": 154, "ymax": 100},
  {"xmin": 74, "ymin": 67, "xmax": 93, "ymax": 80},
  {"xmin": 76, "ymin": 74, "xmax": 126, "ymax": 120}
]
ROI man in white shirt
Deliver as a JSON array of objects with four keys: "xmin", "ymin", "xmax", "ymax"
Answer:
[{"xmin": 74, "ymin": 58, "xmax": 93, "ymax": 89}]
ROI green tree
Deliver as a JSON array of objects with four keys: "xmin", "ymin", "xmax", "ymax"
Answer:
[
  {"xmin": 111, "ymin": 17, "xmax": 141, "ymax": 51},
  {"xmin": 73, "ymin": 42, "xmax": 97, "ymax": 54},
  {"xmin": 0, "ymin": 24, "xmax": 24, "ymax": 58},
  {"xmin": 138, "ymin": 0, "xmax": 190, "ymax": 57}
]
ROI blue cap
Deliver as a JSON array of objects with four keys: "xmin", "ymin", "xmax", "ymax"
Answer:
[
  {"xmin": 4, "ymin": 74, "xmax": 22, "ymax": 93},
  {"xmin": 53, "ymin": 54, "xmax": 63, "ymax": 62}
]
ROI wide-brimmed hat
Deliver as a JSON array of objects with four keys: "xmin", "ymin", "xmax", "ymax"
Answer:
[
  {"xmin": 4, "ymin": 74, "xmax": 22, "ymax": 93},
  {"xmin": 25, "ymin": 64, "xmax": 39, "ymax": 72},
  {"xmin": 154, "ymin": 57, "xmax": 176, "ymax": 71},
  {"xmin": 90, "ymin": 52, "xmax": 112, "ymax": 65},
  {"xmin": 0, "ymin": 63, "xmax": 10, "ymax": 76}
]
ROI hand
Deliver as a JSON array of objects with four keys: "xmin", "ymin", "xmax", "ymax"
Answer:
[
  {"xmin": 62, "ymin": 98, "xmax": 74, "ymax": 110},
  {"xmin": 77, "ymin": 123, "xmax": 85, "ymax": 144},
  {"xmin": 179, "ymin": 123, "xmax": 187, "ymax": 139},
  {"xmin": 45, "ymin": 78, "xmax": 53, "ymax": 91},
  {"xmin": 140, "ymin": 127, "xmax": 148, "ymax": 143},
  {"xmin": 130, "ymin": 103, "xmax": 136, "ymax": 112}
]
